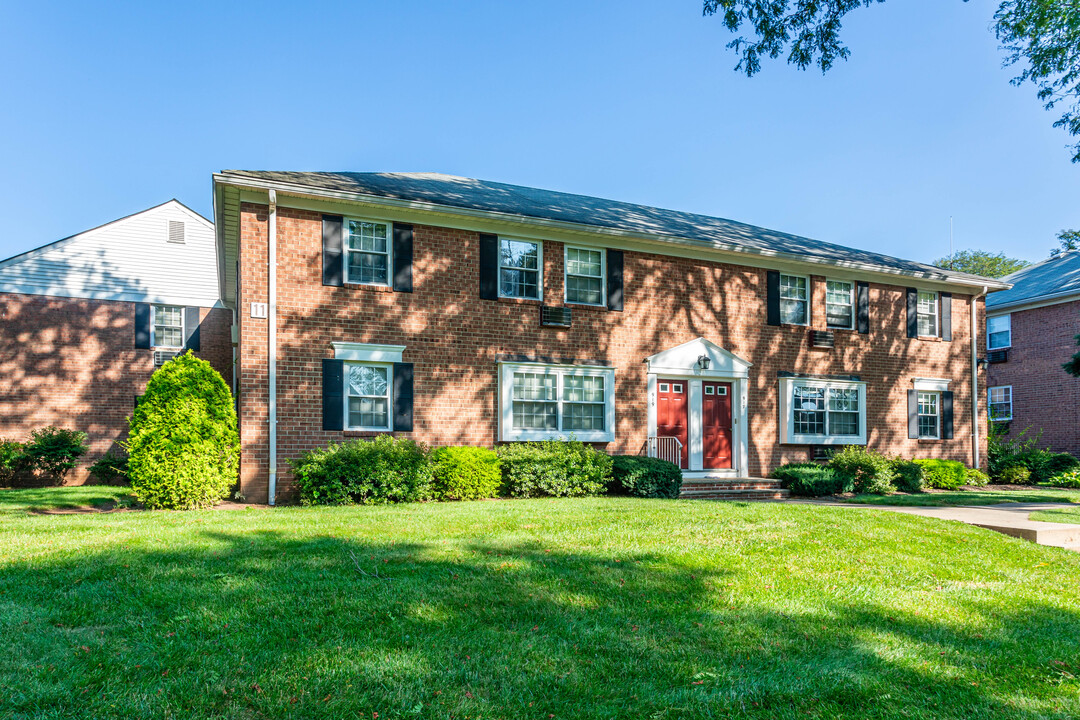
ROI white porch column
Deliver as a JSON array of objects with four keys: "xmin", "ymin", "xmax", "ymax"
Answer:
[{"xmin": 688, "ymin": 379, "xmax": 703, "ymax": 470}]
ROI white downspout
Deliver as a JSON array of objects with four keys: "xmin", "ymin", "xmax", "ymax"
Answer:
[
  {"xmin": 267, "ymin": 190, "xmax": 278, "ymax": 506},
  {"xmin": 971, "ymin": 286, "xmax": 988, "ymax": 469}
]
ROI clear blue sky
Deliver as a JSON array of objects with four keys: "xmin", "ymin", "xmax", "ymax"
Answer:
[{"xmin": 1, "ymin": 1, "xmax": 1077, "ymax": 265}]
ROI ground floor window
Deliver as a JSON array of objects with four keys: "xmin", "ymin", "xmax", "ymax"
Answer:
[
  {"xmin": 499, "ymin": 362, "xmax": 615, "ymax": 442},
  {"xmin": 346, "ymin": 363, "xmax": 391, "ymax": 431},
  {"xmin": 988, "ymin": 386, "xmax": 1012, "ymax": 422},
  {"xmin": 917, "ymin": 391, "xmax": 940, "ymax": 439},
  {"xmin": 779, "ymin": 377, "xmax": 867, "ymax": 445}
]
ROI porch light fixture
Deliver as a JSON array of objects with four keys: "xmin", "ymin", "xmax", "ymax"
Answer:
[{"xmin": 697, "ymin": 355, "xmax": 711, "ymax": 371}]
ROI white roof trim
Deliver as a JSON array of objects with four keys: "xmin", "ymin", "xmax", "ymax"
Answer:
[{"xmin": 646, "ymin": 337, "xmax": 752, "ymax": 378}]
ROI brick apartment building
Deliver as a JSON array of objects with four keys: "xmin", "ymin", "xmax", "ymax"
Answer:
[
  {"xmin": 0, "ymin": 200, "xmax": 231, "ymax": 482},
  {"xmin": 212, "ymin": 171, "xmax": 1008, "ymax": 504},
  {"xmin": 986, "ymin": 251, "xmax": 1080, "ymax": 454}
]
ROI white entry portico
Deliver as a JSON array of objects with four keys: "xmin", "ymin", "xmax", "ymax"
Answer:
[{"xmin": 645, "ymin": 338, "xmax": 751, "ymax": 476}]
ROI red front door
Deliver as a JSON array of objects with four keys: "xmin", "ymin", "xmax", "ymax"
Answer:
[
  {"xmin": 702, "ymin": 381, "xmax": 733, "ymax": 469},
  {"xmin": 656, "ymin": 381, "xmax": 689, "ymax": 469}
]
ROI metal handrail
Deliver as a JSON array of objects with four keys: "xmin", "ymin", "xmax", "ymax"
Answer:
[{"xmin": 645, "ymin": 435, "xmax": 683, "ymax": 467}]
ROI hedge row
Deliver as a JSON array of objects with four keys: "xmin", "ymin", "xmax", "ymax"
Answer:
[
  {"xmin": 289, "ymin": 437, "xmax": 684, "ymax": 506},
  {"xmin": 0, "ymin": 427, "xmax": 88, "ymax": 487}
]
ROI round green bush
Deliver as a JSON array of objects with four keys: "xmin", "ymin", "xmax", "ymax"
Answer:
[
  {"xmin": 913, "ymin": 459, "xmax": 966, "ymax": 490},
  {"xmin": 432, "ymin": 446, "xmax": 501, "ymax": 500},
  {"xmin": 828, "ymin": 446, "xmax": 895, "ymax": 494},
  {"xmin": 999, "ymin": 465, "xmax": 1032, "ymax": 485},
  {"xmin": 88, "ymin": 450, "xmax": 130, "ymax": 486},
  {"xmin": 498, "ymin": 440, "xmax": 612, "ymax": 498},
  {"xmin": 609, "ymin": 456, "xmax": 682, "ymax": 498},
  {"xmin": 964, "ymin": 467, "xmax": 990, "ymax": 487},
  {"xmin": 290, "ymin": 435, "xmax": 433, "ymax": 506},
  {"xmin": 770, "ymin": 463, "xmax": 850, "ymax": 497},
  {"xmin": 127, "ymin": 352, "xmax": 239, "ymax": 510},
  {"xmin": 890, "ymin": 459, "xmax": 926, "ymax": 493},
  {"xmin": 20, "ymin": 427, "xmax": 88, "ymax": 485},
  {"xmin": 0, "ymin": 440, "xmax": 25, "ymax": 487},
  {"xmin": 1047, "ymin": 468, "xmax": 1080, "ymax": 489}
]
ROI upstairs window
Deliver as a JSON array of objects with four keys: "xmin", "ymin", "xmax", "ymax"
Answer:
[
  {"xmin": 346, "ymin": 219, "xmax": 391, "ymax": 286},
  {"xmin": 826, "ymin": 280, "xmax": 855, "ymax": 329},
  {"xmin": 499, "ymin": 239, "xmax": 541, "ymax": 299},
  {"xmin": 917, "ymin": 291, "xmax": 939, "ymax": 337},
  {"xmin": 989, "ymin": 386, "xmax": 1013, "ymax": 422},
  {"xmin": 565, "ymin": 247, "xmax": 604, "ymax": 306},
  {"xmin": 988, "ymin": 315, "xmax": 1011, "ymax": 350},
  {"xmin": 152, "ymin": 305, "xmax": 184, "ymax": 348},
  {"xmin": 779, "ymin": 274, "xmax": 808, "ymax": 325},
  {"xmin": 918, "ymin": 391, "xmax": 940, "ymax": 439}
]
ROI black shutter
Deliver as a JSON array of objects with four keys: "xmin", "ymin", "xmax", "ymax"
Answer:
[
  {"xmin": 606, "ymin": 249, "xmax": 624, "ymax": 311},
  {"xmin": 906, "ymin": 288, "xmax": 918, "ymax": 338},
  {"xmin": 766, "ymin": 270, "xmax": 781, "ymax": 326},
  {"xmin": 907, "ymin": 390, "xmax": 919, "ymax": 439},
  {"xmin": 183, "ymin": 307, "xmax": 201, "ymax": 352},
  {"xmin": 856, "ymin": 281, "xmax": 870, "ymax": 334},
  {"xmin": 322, "ymin": 359, "xmax": 344, "ymax": 431},
  {"xmin": 940, "ymin": 292, "xmax": 952, "ymax": 341},
  {"xmin": 479, "ymin": 233, "xmax": 499, "ymax": 300},
  {"xmin": 392, "ymin": 223, "xmax": 413, "ymax": 293},
  {"xmin": 322, "ymin": 215, "xmax": 344, "ymax": 287},
  {"xmin": 941, "ymin": 391, "xmax": 954, "ymax": 439},
  {"xmin": 135, "ymin": 303, "xmax": 151, "ymax": 349},
  {"xmin": 393, "ymin": 362, "xmax": 414, "ymax": 432}
]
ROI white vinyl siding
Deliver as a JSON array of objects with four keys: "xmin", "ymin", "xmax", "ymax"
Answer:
[
  {"xmin": 825, "ymin": 280, "xmax": 855, "ymax": 329},
  {"xmin": 988, "ymin": 315, "xmax": 1011, "ymax": 350},
  {"xmin": 499, "ymin": 362, "xmax": 615, "ymax": 442},
  {"xmin": 988, "ymin": 386, "xmax": 1013, "ymax": 422},
  {"xmin": 779, "ymin": 274, "xmax": 808, "ymax": 325},
  {"xmin": 917, "ymin": 291, "xmax": 939, "ymax": 337}
]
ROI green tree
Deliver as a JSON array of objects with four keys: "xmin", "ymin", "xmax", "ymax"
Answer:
[
  {"xmin": 702, "ymin": 1, "xmax": 1080, "ymax": 162},
  {"xmin": 1064, "ymin": 333, "xmax": 1080, "ymax": 377},
  {"xmin": 1051, "ymin": 228, "xmax": 1080, "ymax": 256},
  {"xmin": 932, "ymin": 249, "xmax": 1030, "ymax": 278}
]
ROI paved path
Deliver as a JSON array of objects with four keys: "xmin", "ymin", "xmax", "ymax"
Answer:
[{"xmin": 798, "ymin": 501, "xmax": 1080, "ymax": 551}]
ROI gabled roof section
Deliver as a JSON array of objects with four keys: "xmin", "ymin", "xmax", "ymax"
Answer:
[
  {"xmin": 986, "ymin": 251, "xmax": 1080, "ymax": 311},
  {"xmin": 0, "ymin": 200, "xmax": 221, "ymax": 307},
  {"xmin": 216, "ymin": 170, "xmax": 1009, "ymax": 290},
  {"xmin": 646, "ymin": 337, "xmax": 752, "ymax": 378}
]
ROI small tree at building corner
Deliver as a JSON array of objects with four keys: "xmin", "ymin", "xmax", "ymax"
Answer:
[{"xmin": 127, "ymin": 351, "xmax": 239, "ymax": 510}]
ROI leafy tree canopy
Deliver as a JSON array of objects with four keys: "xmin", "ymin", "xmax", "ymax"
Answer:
[
  {"xmin": 703, "ymin": 1, "xmax": 1080, "ymax": 162},
  {"xmin": 931, "ymin": 249, "xmax": 1030, "ymax": 278},
  {"xmin": 1051, "ymin": 228, "xmax": 1080, "ymax": 256}
]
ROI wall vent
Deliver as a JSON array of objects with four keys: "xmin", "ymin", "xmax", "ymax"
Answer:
[
  {"xmin": 540, "ymin": 306, "xmax": 572, "ymax": 328},
  {"xmin": 987, "ymin": 349, "xmax": 1008, "ymax": 364},
  {"xmin": 167, "ymin": 220, "xmax": 186, "ymax": 244},
  {"xmin": 810, "ymin": 330, "xmax": 835, "ymax": 348}
]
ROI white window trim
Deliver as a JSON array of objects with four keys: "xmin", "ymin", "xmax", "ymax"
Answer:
[
  {"xmin": 988, "ymin": 385, "xmax": 1013, "ymax": 422},
  {"xmin": 151, "ymin": 304, "xmax": 185, "ymax": 349},
  {"xmin": 825, "ymin": 278, "xmax": 855, "ymax": 330},
  {"xmin": 331, "ymin": 342, "xmax": 405, "ymax": 364},
  {"xmin": 498, "ymin": 361, "xmax": 615, "ymax": 442},
  {"xmin": 344, "ymin": 216, "xmax": 393, "ymax": 288},
  {"xmin": 779, "ymin": 377, "xmax": 867, "ymax": 445},
  {"xmin": 779, "ymin": 274, "xmax": 810, "ymax": 327},
  {"xmin": 987, "ymin": 314, "xmax": 1012, "ymax": 350},
  {"xmin": 917, "ymin": 390, "xmax": 941, "ymax": 440},
  {"xmin": 498, "ymin": 237, "xmax": 544, "ymax": 301},
  {"xmin": 343, "ymin": 362, "xmax": 393, "ymax": 432},
  {"xmin": 917, "ymin": 290, "xmax": 940, "ymax": 338},
  {"xmin": 912, "ymin": 377, "xmax": 951, "ymax": 392},
  {"xmin": 563, "ymin": 245, "xmax": 605, "ymax": 307}
]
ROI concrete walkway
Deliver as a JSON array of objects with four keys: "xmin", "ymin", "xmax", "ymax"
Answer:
[{"xmin": 801, "ymin": 501, "xmax": 1080, "ymax": 551}]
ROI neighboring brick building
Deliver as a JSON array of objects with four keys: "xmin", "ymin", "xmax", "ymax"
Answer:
[
  {"xmin": 213, "ymin": 171, "xmax": 1007, "ymax": 504},
  {"xmin": 0, "ymin": 200, "xmax": 231, "ymax": 482},
  {"xmin": 985, "ymin": 252, "xmax": 1080, "ymax": 455}
]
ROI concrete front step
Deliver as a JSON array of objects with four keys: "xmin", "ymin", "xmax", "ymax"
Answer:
[
  {"xmin": 681, "ymin": 482, "xmax": 781, "ymax": 491},
  {"xmin": 680, "ymin": 489, "xmax": 790, "ymax": 501}
]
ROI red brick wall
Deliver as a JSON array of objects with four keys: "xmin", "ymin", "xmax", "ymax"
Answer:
[
  {"xmin": 986, "ymin": 299, "xmax": 1080, "ymax": 455},
  {"xmin": 0, "ymin": 293, "xmax": 233, "ymax": 484},
  {"xmin": 237, "ymin": 202, "xmax": 987, "ymax": 503}
]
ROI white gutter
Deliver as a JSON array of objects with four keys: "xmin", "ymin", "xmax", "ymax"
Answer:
[
  {"xmin": 268, "ymin": 189, "xmax": 278, "ymax": 506},
  {"xmin": 971, "ymin": 286, "xmax": 988, "ymax": 469}
]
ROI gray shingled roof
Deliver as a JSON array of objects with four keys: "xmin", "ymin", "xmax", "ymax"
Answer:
[
  {"xmin": 987, "ymin": 251, "xmax": 1080, "ymax": 309},
  {"xmin": 220, "ymin": 170, "xmax": 1005, "ymax": 286}
]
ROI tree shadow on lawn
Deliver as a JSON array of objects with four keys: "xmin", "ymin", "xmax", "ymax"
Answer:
[{"xmin": 1, "ymin": 529, "xmax": 1078, "ymax": 719}]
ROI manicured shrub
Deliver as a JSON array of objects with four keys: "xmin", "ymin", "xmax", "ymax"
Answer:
[
  {"xmin": 987, "ymin": 426, "xmax": 1064, "ymax": 481},
  {"xmin": 609, "ymin": 456, "xmax": 682, "ymax": 499},
  {"xmin": 770, "ymin": 463, "xmax": 850, "ymax": 497},
  {"xmin": 290, "ymin": 435, "xmax": 433, "ymax": 506},
  {"xmin": 498, "ymin": 440, "xmax": 612, "ymax": 498},
  {"xmin": 127, "ymin": 352, "xmax": 239, "ymax": 510},
  {"xmin": 964, "ymin": 468, "xmax": 990, "ymax": 487},
  {"xmin": 431, "ymin": 446, "xmax": 501, "ymax": 500},
  {"xmin": 21, "ymin": 427, "xmax": 88, "ymax": 484},
  {"xmin": 828, "ymin": 446, "xmax": 895, "ymax": 494},
  {"xmin": 913, "ymin": 459, "xmax": 967, "ymax": 490},
  {"xmin": 890, "ymin": 459, "xmax": 926, "ymax": 493},
  {"xmin": 1035, "ymin": 452, "xmax": 1080, "ymax": 482},
  {"xmin": 1047, "ymin": 468, "xmax": 1080, "ymax": 489},
  {"xmin": 88, "ymin": 450, "xmax": 130, "ymax": 485},
  {"xmin": 999, "ymin": 465, "xmax": 1032, "ymax": 485},
  {"xmin": 0, "ymin": 440, "xmax": 25, "ymax": 486}
]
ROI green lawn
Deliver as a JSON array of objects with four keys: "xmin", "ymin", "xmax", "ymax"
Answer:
[
  {"xmin": 0, "ymin": 485, "xmax": 135, "ymax": 514},
  {"xmin": 1030, "ymin": 506, "xmax": 1080, "ymax": 524},
  {"xmin": 839, "ymin": 485, "xmax": 1080, "ymax": 507},
  {"xmin": 1, "ymin": 492, "xmax": 1079, "ymax": 719}
]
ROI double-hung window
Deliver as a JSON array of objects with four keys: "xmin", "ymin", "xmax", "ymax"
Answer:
[
  {"xmin": 499, "ymin": 362, "xmax": 615, "ymax": 442},
  {"xmin": 780, "ymin": 377, "xmax": 867, "ymax": 444},
  {"xmin": 917, "ymin": 291, "xmax": 939, "ymax": 337},
  {"xmin": 917, "ymin": 391, "xmax": 940, "ymax": 439},
  {"xmin": 825, "ymin": 280, "xmax": 855, "ymax": 329},
  {"xmin": 779, "ymin": 274, "xmax": 808, "ymax": 325},
  {"xmin": 345, "ymin": 363, "xmax": 391, "ymax": 431},
  {"xmin": 346, "ymin": 218, "xmax": 391, "ymax": 286},
  {"xmin": 152, "ymin": 305, "xmax": 184, "ymax": 348},
  {"xmin": 988, "ymin": 386, "xmax": 1012, "ymax": 422},
  {"xmin": 987, "ymin": 315, "xmax": 1011, "ymax": 350},
  {"xmin": 565, "ymin": 247, "xmax": 604, "ymax": 305},
  {"xmin": 499, "ymin": 238, "xmax": 541, "ymax": 299}
]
